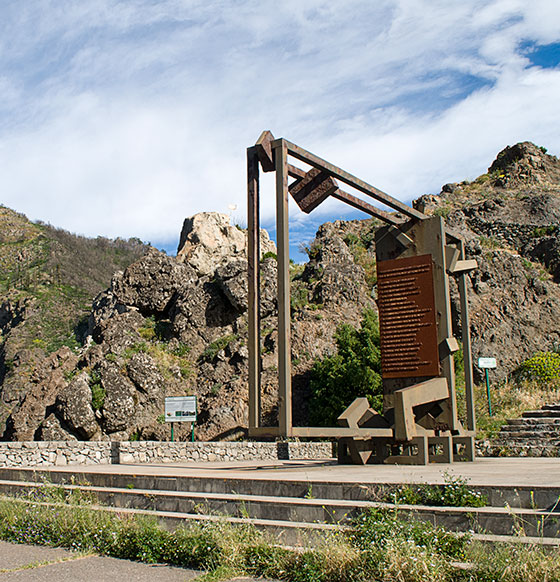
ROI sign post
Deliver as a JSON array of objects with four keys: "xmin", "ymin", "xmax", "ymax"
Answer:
[
  {"xmin": 478, "ymin": 358, "xmax": 497, "ymax": 416},
  {"xmin": 164, "ymin": 396, "xmax": 197, "ymax": 442}
]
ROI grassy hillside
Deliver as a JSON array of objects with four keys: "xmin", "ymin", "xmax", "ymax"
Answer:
[{"xmin": 0, "ymin": 205, "xmax": 149, "ymax": 355}]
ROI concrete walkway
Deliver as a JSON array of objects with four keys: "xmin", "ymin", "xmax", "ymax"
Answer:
[
  {"xmin": 36, "ymin": 456, "xmax": 560, "ymax": 487},
  {"xmin": 0, "ymin": 541, "xmax": 274, "ymax": 582}
]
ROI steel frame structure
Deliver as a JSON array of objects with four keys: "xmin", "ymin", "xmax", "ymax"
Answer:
[{"xmin": 247, "ymin": 131, "xmax": 476, "ymax": 462}]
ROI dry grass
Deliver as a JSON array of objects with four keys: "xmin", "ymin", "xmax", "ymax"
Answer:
[
  {"xmin": 473, "ymin": 379, "xmax": 560, "ymax": 439},
  {"xmin": 467, "ymin": 541, "xmax": 560, "ymax": 582},
  {"xmin": 380, "ymin": 539, "xmax": 451, "ymax": 582}
]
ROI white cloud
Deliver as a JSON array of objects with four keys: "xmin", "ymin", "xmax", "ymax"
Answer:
[{"xmin": 0, "ymin": 0, "xmax": 557, "ymax": 247}]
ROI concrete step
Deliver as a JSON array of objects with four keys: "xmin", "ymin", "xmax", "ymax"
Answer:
[
  {"xmin": 2, "ymin": 467, "xmax": 560, "ymax": 510},
  {"xmin": 481, "ymin": 444, "xmax": 560, "ymax": 458},
  {"xmin": 4, "ymin": 494, "xmax": 560, "ymax": 550},
  {"xmin": 490, "ymin": 436, "xmax": 560, "ymax": 445},
  {"xmin": 1, "ymin": 479, "xmax": 560, "ymax": 539},
  {"xmin": 487, "ymin": 438, "xmax": 559, "ymax": 447},
  {"xmin": 470, "ymin": 532, "xmax": 560, "ymax": 550},
  {"xmin": 498, "ymin": 428, "xmax": 560, "ymax": 437},
  {"xmin": 495, "ymin": 436, "xmax": 560, "ymax": 444},
  {"xmin": 543, "ymin": 404, "xmax": 560, "ymax": 411},
  {"xmin": 501, "ymin": 422, "xmax": 560, "ymax": 430},
  {"xmin": 522, "ymin": 410, "xmax": 560, "ymax": 419},
  {"xmin": 506, "ymin": 418, "xmax": 560, "ymax": 426}
]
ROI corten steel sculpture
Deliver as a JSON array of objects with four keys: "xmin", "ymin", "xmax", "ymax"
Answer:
[{"xmin": 247, "ymin": 131, "xmax": 477, "ymax": 464}]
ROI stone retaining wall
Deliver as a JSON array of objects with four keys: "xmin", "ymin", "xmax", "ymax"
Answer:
[
  {"xmin": 466, "ymin": 217, "xmax": 556, "ymax": 249},
  {"xmin": 0, "ymin": 441, "xmax": 335, "ymax": 468}
]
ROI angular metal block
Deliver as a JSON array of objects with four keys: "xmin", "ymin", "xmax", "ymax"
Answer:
[
  {"xmin": 337, "ymin": 397, "xmax": 370, "ymax": 428},
  {"xmin": 451, "ymin": 259, "xmax": 477, "ymax": 274},
  {"xmin": 289, "ymin": 167, "xmax": 338, "ymax": 213},
  {"xmin": 256, "ymin": 130, "xmax": 275, "ymax": 172}
]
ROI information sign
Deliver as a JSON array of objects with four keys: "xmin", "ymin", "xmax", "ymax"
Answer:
[
  {"xmin": 165, "ymin": 396, "xmax": 197, "ymax": 422},
  {"xmin": 478, "ymin": 357, "xmax": 497, "ymax": 369},
  {"xmin": 377, "ymin": 254, "xmax": 439, "ymax": 379}
]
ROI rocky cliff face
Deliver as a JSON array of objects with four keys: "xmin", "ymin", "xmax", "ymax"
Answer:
[
  {"xmin": 1, "ymin": 141, "xmax": 558, "ymax": 441},
  {"xmin": 1, "ymin": 211, "xmax": 373, "ymax": 441}
]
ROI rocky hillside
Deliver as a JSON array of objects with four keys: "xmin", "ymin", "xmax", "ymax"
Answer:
[
  {"xmin": 0, "ymin": 208, "xmax": 149, "ymax": 438},
  {"xmin": 415, "ymin": 141, "xmax": 560, "ymax": 380},
  {"xmin": 0, "ymin": 210, "xmax": 375, "ymax": 442},
  {"xmin": 0, "ymin": 141, "xmax": 558, "ymax": 442}
]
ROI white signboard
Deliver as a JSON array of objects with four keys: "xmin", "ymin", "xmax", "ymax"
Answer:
[
  {"xmin": 478, "ymin": 357, "xmax": 497, "ymax": 369},
  {"xmin": 165, "ymin": 396, "xmax": 197, "ymax": 422}
]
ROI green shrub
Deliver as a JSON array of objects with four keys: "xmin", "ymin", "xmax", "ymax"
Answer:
[
  {"xmin": 200, "ymin": 334, "xmax": 237, "ymax": 362},
  {"xmin": 309, "ymin": 309, "xmax": 382, "ymax": 426},
  {"xmin": 352, "ymin": 507, "xmax": 467, "ymax": 560},
  {"xmin": 532, "ymin": 225, "xmax": 556, "ymax": 238},
  {"xmin": 138, "ymin": 315, "xmax": 156, "ymax": 340},
  {"xmin": 89, "ymin": 369, "xmax": 105, "ymax": 410},
  {"xmin": 123, "ymin": 342, "xmax": 148, "ymax": 358},
  {"xmin": 515, "ymin": 351, "xmax": 560, "ymax": 384},
  {"xmin": 434, "ymin": 205, "xmax": 450, "ymax": 218},
  {"xmin": 290, "ymin": 281, "xmax": 310, "ymax": 311},
  {"xmin": 172, "ymin": 342, "xmax": 190, "ymax": 357},
  {"xmin": 343, "ymin": 232, "xmax": 377, "ymax": 290}
]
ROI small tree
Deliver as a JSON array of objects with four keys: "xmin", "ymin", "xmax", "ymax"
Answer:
[{"xmin": 309, "ymin": 308, "xmax": 383, "ymax": 426}]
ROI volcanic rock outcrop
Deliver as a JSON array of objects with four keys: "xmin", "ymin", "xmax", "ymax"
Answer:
[{"xmin": 1, "ymin": 211, "xmax": 373, "ymax": 441}]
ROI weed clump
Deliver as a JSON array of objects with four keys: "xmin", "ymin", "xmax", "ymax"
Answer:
[
  {"xmin": 390, "ymin": 472, "xmax": 487, "ymax": 508},
  {"xmin": 199, "ymin": 334, "xmax": 238, "ymax": 363}
]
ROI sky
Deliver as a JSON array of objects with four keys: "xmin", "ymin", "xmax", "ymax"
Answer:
[{"xmin": 0, "ymin": 1, "xmax": 559, "ymax": 260}]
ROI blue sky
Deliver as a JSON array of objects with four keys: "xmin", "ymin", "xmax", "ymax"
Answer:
[{"xmin": 0, "ymin": 1, "xmax": 559, "ymax": 261}]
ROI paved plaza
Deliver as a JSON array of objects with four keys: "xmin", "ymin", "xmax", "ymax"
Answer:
[{"xmin": 42, "ymin": 456, "xmax": 560, "ymax": 488}]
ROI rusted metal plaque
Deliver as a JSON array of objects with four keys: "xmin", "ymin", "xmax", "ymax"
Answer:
[{"xmin": 377, "ymin": 254, "xmax": 439, "ymax": 379}]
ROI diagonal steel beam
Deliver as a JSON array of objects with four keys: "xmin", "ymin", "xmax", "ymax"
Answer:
[
  {"xmin": 287, "ymin": 164, "xmax": 404, "ymax": 225},
  {"xmin": 282, "ymin": 139, "xmax": 426, "ymax": 221}
]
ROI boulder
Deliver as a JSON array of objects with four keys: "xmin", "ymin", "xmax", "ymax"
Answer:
[
  {"xmin": 56, "ymin": 372, "xmax": 99, "ymax": 439},
  {"xmin": 99, "ymin": 362, "xmax": 137, "ymax": 433},
  {"xmin": 126, "ymin": 352, "xmax": 165, "ymax": 401},
  {"xmin": 37, "ymin": 413, "xmax": 77, "ymax": 441},
  {"xmin": 176, "ymin": 212, "xmax": 275, "ymax": 276},
  {"xmin": 112, "ymin": 248, "xmax": 197, "ymax": 313},
  {"xmin": 215, "ymin": 259, "xmax": 248, "ymax": 312}
]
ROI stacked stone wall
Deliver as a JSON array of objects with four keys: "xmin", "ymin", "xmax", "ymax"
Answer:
[
  {"xmin": 466, "ymin": 218, "xmax": 553, "ymax": 248},
  {"xmin": 0, "ymin": 441, "xmax": 335, "ymax": 467}
]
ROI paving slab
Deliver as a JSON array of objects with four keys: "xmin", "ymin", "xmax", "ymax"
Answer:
[
  {"xmin": 0, "ymin": 541, "xmax": 77, "ymax": 570},
  {"xmin": 30, "ymin": 457, "xmax": 560, "ymax": 487},
  {"xmin": 0, "ymin": 542, "xmax": 199, "ymax": 581}
]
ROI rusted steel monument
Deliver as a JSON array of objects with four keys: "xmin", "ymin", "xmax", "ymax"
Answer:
[{"xmin": 247, "ymin": 131, "xmax": 477, "ymax": 464}]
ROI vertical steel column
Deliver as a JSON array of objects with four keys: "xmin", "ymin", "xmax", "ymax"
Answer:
[
  {"xmin": 458, "ymin": 240, "xmax": 476, "ymax": 431},
  {"xmin": 273, "ymin": 138, "xmax": 292, "ymax": 437},
  {"xmin": 247, "ymin": 146, "xmax": 261, "ymax": 431},
  {"xmin": 423, "ymin": 217, "xmax": 459, "ymax": 431},
  {"xmin": 436, "ymin": 229, "xmax": 459, "ymax": 432}
]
